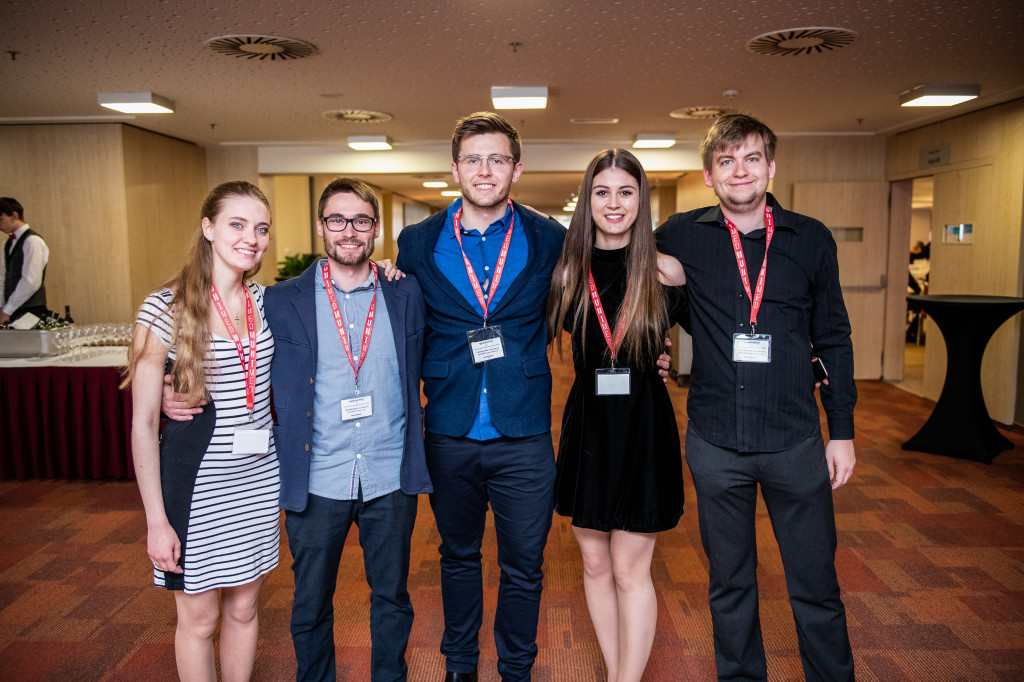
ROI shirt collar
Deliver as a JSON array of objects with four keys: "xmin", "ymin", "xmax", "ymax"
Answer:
[
  {"xmin": 444, "ymin": 197, "xmax": 515, "ymax": 239},
  {"xmin": 9, "ymin": 224, "xmax": 29, "ymax": 241},
  {"xmin": 315, "ymin": 258, "xmax": 376, "ymax": 293},
  {"xmin": 696, "ymin": 193, "xmax": 798, "ymax": 233}
]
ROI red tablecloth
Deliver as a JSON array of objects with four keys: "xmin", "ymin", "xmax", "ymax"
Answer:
[{"xmin": 0, "ymin": 365, "xmax": 134, "ymax": 479}]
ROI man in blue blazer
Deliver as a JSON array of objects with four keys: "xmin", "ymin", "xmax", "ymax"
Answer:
[
  {"xmin": 267, "ymin": 178, "xmax": 432, "ymax": 682},
  {"xmin": 396, "ymin": 113, "xmax": 566, "ymax": 682}
]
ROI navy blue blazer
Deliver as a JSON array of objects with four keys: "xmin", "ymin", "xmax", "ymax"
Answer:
[
  {"xmin": 396, "ymin": 201, "xmax": 566, "ymax": 439},
  {"xmin": 265, "ymin": 262, "xmax": 432, "ymax": 512}
]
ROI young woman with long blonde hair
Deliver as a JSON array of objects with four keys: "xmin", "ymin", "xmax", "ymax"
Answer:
[{"xmin": 123, "ymin": 181, "xmax": 279, "ymax": 681}]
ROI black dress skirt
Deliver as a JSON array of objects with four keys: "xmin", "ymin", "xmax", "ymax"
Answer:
[{"xmin": 555, "ymin": 246, "xmax": 688, "ymax": 533}]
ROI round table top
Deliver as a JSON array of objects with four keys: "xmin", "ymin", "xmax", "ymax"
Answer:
[{"xmin": 907, "ymin": 294, "xmax": 1024, "ymax": 307}]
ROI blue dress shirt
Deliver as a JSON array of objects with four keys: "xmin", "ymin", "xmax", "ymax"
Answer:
[{"xmin": 433, "ymin": 198, "xmax": 528, "ymax": 440}]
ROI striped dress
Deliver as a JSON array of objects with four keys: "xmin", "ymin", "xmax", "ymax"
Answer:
[{"xmin": 136, "ymin": 282, "xmax": 280, "ymax": 594}]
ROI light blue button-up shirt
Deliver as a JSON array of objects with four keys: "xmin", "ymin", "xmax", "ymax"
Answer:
[
  {"xmin": 432, "ymin": 199, "xmax": 528, "ymax": 440},
  {"xmin": 309, "ymin": 262, "xmax": 405, "ymax": 500}
]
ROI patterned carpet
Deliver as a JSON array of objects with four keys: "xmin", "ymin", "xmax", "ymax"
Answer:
[{"xmin": 1, "ymin": 353, "xmax": 1023, "ymax": 681}]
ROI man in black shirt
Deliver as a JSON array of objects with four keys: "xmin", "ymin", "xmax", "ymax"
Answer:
[{"xmin": 656, "ymin": 114, "xmax": 855, "ymax": 681}]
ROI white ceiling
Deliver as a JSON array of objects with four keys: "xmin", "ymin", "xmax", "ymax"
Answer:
[{"xmin": 4, "ymin": 0, "xmax": 1023, "ymax": 213}]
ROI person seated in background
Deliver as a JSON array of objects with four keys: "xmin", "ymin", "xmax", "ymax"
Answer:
[{"xmin": 0, "ymin": 197, "xmax": 50, "ymax": 325}]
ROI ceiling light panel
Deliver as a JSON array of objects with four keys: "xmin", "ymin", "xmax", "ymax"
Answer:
[
  {"xmin": 97, "ymin": 92, "xmax": 174, "ymax": 114},
  {"xmin": 491, "ymin": 86, "xmax": 548, "ymax": 109}
]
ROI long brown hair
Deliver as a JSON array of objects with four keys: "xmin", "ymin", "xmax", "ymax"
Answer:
[
  {"xmin": 122, "ymin": 181, "xmax": 270, "ymax": 405},
  {"xmin": 546, "ymin": 149, "xmax": 667, "ymax": 365}
]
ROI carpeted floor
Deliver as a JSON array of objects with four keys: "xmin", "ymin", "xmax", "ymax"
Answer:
[{"xmin": 1, "ymin": 350, "xmax": 1023, "ymax": 681}]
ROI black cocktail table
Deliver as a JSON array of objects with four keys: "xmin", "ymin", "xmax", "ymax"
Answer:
[{"xmin": 902, "ymin": 294, "xmax": 1024, "ymax": 463}]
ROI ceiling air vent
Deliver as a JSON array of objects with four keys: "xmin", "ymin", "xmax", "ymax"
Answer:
[
  {"xmin": 670, "ymin": 106, "xmax": 737, "ymax": 120},
  {"xmin": 746, "ymin": 27, "xmax": 856, "ymax": 56},
  {"xmin": 207, "ymin": 35, "xmax": 318, "ymax": 61},
  {"xmin": 321, "ymin": 110, "xmax": 393, "ymax": 123}
]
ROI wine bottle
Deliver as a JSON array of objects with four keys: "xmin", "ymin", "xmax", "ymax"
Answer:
[{"xmin": 64, "ymin": 305, "xmax": 74, "ymax": 324}]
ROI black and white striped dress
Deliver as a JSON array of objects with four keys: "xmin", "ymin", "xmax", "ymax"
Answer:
[{"xmin": 136, "ymin": 282, "xmax": 280, "ymax": 594}]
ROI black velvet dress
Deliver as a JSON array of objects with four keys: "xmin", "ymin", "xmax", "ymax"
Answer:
[{"xmin": 555, "ymin": 246, "xmax": 688, "ymax": 532}]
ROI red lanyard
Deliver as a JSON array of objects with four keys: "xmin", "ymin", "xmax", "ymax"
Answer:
[
  {"xmin": 587, "ymin": 270, "xmax": 628, "ymax": 365},
  {"xmin": 452, "ymin": 199, "xmax": 515, "ymax": 323},
  {"xmin": 724, "ymin": 205, "xmax": 774, "ymax": 333},
  {"xmin": 322, "ymin": 260, "xmax": 378, "ymax": 388},
  {"xmin": 210, "ymin": 284, "xmax": 258, "ymax": 412}
]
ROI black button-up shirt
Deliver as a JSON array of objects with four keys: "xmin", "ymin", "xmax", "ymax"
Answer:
[{"xmin": 655, "ymin": 193, "xmax": 856, "ymax": 453}]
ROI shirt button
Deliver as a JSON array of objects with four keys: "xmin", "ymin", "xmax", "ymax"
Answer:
[
  {"xmin": 739, "ymin": 294, "xmax": 744, "ymax": 299},
  {"xmin": 481, "ymin": 236, "xmax": 487, "ymax": 242},
  {"xmin": 739, "ymin": 323, "xmax": 745, "ymax": 328},
  {"xmin": 483, "ymin": 387, "xmax": 487, "ymax": 393},
  {"xmin": 304, "ymin": 443, "xmax": 310, "ymax": 451},
  {"xmin": 356, "ymin": 453, "xmax": 362, "ymax": 459},
  {"xmin": 349, "ymin": 323, "xmax": 355, "ymax": 328},
  {"xmin": 306, "ymin": 410, "xmax": 311, "ymax": 418},
  {"xmin": 345, "ymin": 294, "xmax": 350, "ymax": 300},
  {"xmin": 355, "ymin": 421, "xmax": 361, "ymax": 428},
  {"xmin": 739, "ymin": 385, "xmax": 745, "ymax": 390},
  {"xmin": 309, "ymin": 377, "xmax": 314, "ymax": 384},
  {"xmin": 484, "ymin": 265, "xmax": 490, "ymax": 271}
]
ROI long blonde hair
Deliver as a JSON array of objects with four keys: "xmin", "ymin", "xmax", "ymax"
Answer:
[
  {"xmin": 546, "ymin": 149, "xmax": 667, "ymax": 365},
  {"xmin": 122, "ymin": 181, "xmax": 270, "ymax": 405}
]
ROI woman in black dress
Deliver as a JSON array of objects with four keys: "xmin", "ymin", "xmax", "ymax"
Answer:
[{"xmin": 547, "ymin": 149, "xmax": 688, "ymax": 682}]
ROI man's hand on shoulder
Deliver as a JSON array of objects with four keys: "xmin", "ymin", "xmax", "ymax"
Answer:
[{"xmin": 825, "ymin": 439, "xmax": 855, "ymax": 489}]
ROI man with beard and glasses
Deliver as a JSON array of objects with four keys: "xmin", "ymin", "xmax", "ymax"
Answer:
[
  {"xmin": 655, "ymin": 114, "xmax": 856, "ymax": 681},
  {"xmin": 165, "ymin": 178, "xmax": 431, "ymax": 681},
  {"xmin": 396, "ymin": 112, "xmax": 566, "ymax": 682}
]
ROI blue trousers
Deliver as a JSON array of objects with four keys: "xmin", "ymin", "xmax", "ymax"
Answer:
[
  {"xmin": 285, "ymin": 490, "xmax": 418, "ymax": 682},
  {"xmin": 685, "ymin": 429, "xmax": 854, "ymax": 682},
  {"xmin": 425, "ymin": 432, "xmax": 556, "ymax": 681}
]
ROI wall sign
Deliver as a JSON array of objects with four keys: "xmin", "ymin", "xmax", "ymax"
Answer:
[{"xmin": 943, "ymin": 223, "xmax": 973, "ymax": 245}]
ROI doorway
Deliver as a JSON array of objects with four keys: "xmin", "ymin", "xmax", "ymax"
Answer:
[{"xmin": 894, "ymin": 176, "xmax": 933, "ymax": 396}]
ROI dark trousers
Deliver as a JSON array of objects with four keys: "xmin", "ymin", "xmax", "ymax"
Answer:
[
  {"xmin": 285, "ymin": 490, "xmax": 419, "ymax": 682},
  {"xmin": 685, "ymin": 430, "xmax": 854, "ymax": 682},
  {"xmin": 425, "ymin": 432, "xmax": 556, "ymax": 681}
]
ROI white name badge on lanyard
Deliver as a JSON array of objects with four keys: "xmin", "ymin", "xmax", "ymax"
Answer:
[
  {"xmin": 732, "ymin": 333, "xmax": 772, "ymax": 363},
  {"xmin": 467, "ymin": 325, "xmax": 505, "ymax": 364},
  {"xmin": 595, "ymin": 367, "xmax": 631, "ymax": 395},
  {"xmin": 232, "ymin": 422, "xmax": 271, "ymax": 455},
  {"xmin": 341, "ymin": 394, "xmax": 373, "ymax": 421}
]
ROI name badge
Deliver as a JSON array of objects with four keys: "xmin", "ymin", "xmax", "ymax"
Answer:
[
  {"xmin": 595, "ymin": 367, "xmax": 631, "ymax": 395},
  {"xmin": 341, "ymin": 395, "xmax": 373, "ymax": 421},
  {"xmin": 733, "ymin": 333, "xmax": 772, "ymax": 363},
  {"xmin": 467, "ymin": 325, "xmax": 505, "ymax": 364},
  {"xmin": 232, "ymin": 424, "xmax": 271, "ymax": 455}
]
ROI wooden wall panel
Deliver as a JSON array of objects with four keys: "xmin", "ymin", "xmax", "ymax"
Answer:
[
  {"xmin": 774, "ymin": 136, "xmax": 888, "ymax": 206},
  {"xmin": 885, "ymin": 100, "xmax": 1024, "ymax": 424},
  {"xmin": 675, "ymin": 173, "xmax": 715, "ymax": 213},
  {"xmin": 0, "ymin": 124, "xmax": 131, "ymax": 322},
  {"xmin": 121, "ymin": 126, "xmax": 208, "ymax": 313},
  {"xmin": 206, "ymin": 146, "xmax": 259, "ymax": 188},
  {"xmin": 268, "ymin": 175, "xmax": 316, "ymax": 285}
]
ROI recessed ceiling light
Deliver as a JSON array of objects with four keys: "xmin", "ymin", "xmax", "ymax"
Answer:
[
  {"xmin": 899, "ymin": 84, "xmax": 980, "ymax": 107},
  {"xmin": 491, "ymin": 86, "xmax": 548, "ymax": 109},
  {"xmin": 347, "ymin": 135, "xmax": 392, "ymax": 151},
  {"xmin": 441, "ymin": 191, "xmax": 462, "ymax": 197},
  {"xmin": 632, "ymin": 134, "xmax": 676, "ymax": 149},
  {"xmin": 570, "ymin": 118, "xmax": 620, "ymax": 125},
  {"xmin": 423, "ymin": 181, "xmax": 448, "ymax": 188},
  {"xmin": 97, "ymin": 92, "xmax": 174, "ymax": 114}
]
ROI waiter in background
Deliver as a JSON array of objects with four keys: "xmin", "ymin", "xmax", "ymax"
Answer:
[{"xmin": 0, "ymin": 197, "xmax": 49, "ymax": 324}]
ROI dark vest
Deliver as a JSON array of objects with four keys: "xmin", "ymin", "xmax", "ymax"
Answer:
[{"xmin": 4, "ymin": 228, "xmax": 48, "ymax": 318}]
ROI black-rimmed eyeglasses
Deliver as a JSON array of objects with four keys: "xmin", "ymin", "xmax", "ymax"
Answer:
[{"xmin": 322, "ymin": 214, "xmax": 377, "ymax": 232}]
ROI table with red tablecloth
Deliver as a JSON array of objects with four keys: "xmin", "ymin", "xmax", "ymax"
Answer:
[{"xmin": 0, "ymin": 350, "xmax": 134, "ymax": 479}]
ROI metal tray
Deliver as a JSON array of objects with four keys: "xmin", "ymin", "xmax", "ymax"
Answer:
[{"xmin": 0, "ymin": 328, "xmax": 61, "ymax": 357}]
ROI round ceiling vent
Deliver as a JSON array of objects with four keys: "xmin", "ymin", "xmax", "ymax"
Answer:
[
  {"xmin": 670, "ymin": 106, "xmax": 738, "ymax": 120},
  {"xmin": 746, "ymin": 27, "xmax": 856, "ymax": 56},
  {"xmin": 321, "ymin": 109, "xmax": 393, "ymax": 124},
  {"xmin": 207, "ymin": 35, "xmax": 318, "ymax": 61}
]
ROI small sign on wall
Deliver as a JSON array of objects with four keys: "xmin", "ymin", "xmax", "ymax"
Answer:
[
  {"xmin": 943, "ymin": 223, "xmax": 973, "ymax": 244},
  {"xmin": 919, "ymin": 143, "xmax": 950, "ymax": 169}
]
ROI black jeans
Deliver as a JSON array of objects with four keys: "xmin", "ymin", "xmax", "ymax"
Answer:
[
  {"xmin": 685, "ymin": 429, "xmax": 854, "ymax": 681},
  {"xmin": 285, "ymin": 490, "xmax": 418, "ymax": 682}
]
